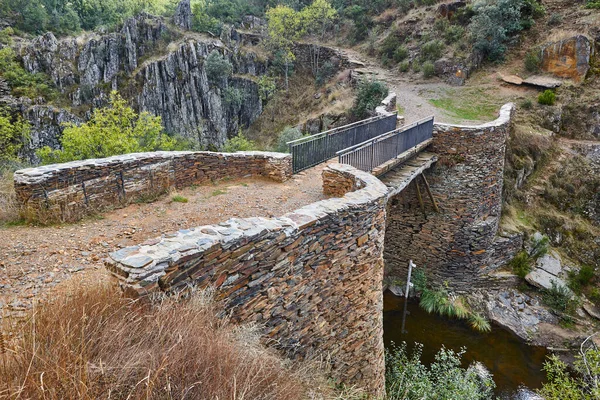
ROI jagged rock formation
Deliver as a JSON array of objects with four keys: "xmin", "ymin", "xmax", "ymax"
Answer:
[
  {"xmin": 15, "ymin": 13, "xmax": 269, "ymax": 157},
  {"xmin": 173, "ymin": 0, "xmax": 193, "ymax": 31}
]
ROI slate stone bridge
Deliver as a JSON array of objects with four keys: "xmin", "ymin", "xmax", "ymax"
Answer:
[{"xmin": 13, "ymin": 104, "xmax": 516, "ymax": 396}]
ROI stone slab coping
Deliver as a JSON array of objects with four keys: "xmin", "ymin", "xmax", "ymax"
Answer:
[
  {"xmin": 14, "ymin": 151, "xmax": 289, "ymax": 183},
  {"xmin": 379, "ymin": 152, "xmax": 438, "ymax": 198},
  {"xmin": 371, "ymin": 139, "xmax": 433, "ymax": 177},
  {"xmin": 106, "ymin": 163, "xmax": 388, "ymax": 290},
  {"xmin": 434, "ymin": 103, "xmax": 515, "ymax": 130}
]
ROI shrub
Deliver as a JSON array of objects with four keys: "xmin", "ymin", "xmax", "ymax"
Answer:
[
  {"xmin": 221, "ymin": 131, "xmax": 256, "ymax": 152},
  {"xmin": 223, "ymin": 86, "xmax": 243, "ymax": 108},
  {"xmin": 386, "ymin": 342, "xmax": 496, "ymax": 399},
  {"xmin": 542, "ymin": 281, "xmax": 578, "ymax": 314},
  {"xmin": 205, "ymin": 50, "xmax": 233, "ymax": 86},
  {"xmin": 568, "ymin": 265, "xmax": 596, "ymax": 294},
  {"xmin": 349, "ymin": 80, "xmax": 388, "ymax": 120},
  {"xmin": 547, "ymin": 12, "xmax": 562, "ymax": 26},
  {"xmin": 420, "ymin": 39, "xmax": 444, "ymax": 62},
  {"xmin": 275, "ymin": 126, "xmax": 303, "ymax": 153},
  {"xmin": 315, "ymin": 61, "xmax": 336, "ymax": 86},
  {"xmin": 422, "ymin": 61, "xmax": 435, "ymax": 78},
  {"xmin": 520, "ymin": 98, "xmax": 533, "ymax": 109},
  {"xmin": 538, "ymin": 90, "xmax": 556, "ymax": 105},
  {"xmin": 258, "ymin": 75, "xmax": 277, "ymax": 103},
  {"xmin": 525, "ymin": 48, "xmax": 541, "ymax": 72},
  {"xmin": 0, "ymin": 47, "xmax": 57, "ymax": 100},
  {"xmin": 379, "ymin": 29, "xmax": 405, "ymax": 64},
  {"xmin": 0, "ymin": 110, "xmax": 30, "ymax": 166},
  {"xmin": 444, "ymin": 25, "xmax": 465, "ymax": 44},
  {"xmin": 510, "ymin": 250, "xmax": 531, "ymax": 279},
  {"xmin": 0, "ymin": 283, "xmax": 307, "ymax": 399},
  {"xmin": 37, "ymin": 92, "xmax": 175, "ymax": 164},
  {"xmin": 538, "ymin": 347, "xmax": 600, "ymax": 399},
  {"xmin": 399, "ymin": 60, "xmax": 410, "ymax": 72},
  {"xmin": 171, "ymin": 194, "xmax": 189, "ymax": 203},
  {"xmin": 393, "ymin": 45, "xmax": 409, "ymax": 62}
]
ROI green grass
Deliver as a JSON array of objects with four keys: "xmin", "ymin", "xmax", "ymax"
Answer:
[
  {"xmin": 211, "ymin": 189, "xmax": 227, "ymax": 196},
  {"xmin": 171, "ymin": 194, "xmax": 189, "ymax": 203},
  {"xmin": 429, "ymin": 88, "xmax": 502, "ymax": 121}
]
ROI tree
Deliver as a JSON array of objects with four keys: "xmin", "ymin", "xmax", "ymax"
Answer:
[
  {"xmin": 349, "ymin": 79, "xmax": 388, "ymax": 120},
  {"xmin": 266, "ymin": 4, "xmax": 303, "ymax": 91},
  {"xmin": 0, "ymin": 111, "xmax": 30, "ymax": 167},
  {"xmin": 37, "ymin": 91, "xmax": 175, "ymax": 163},
  {"xmin": 204, "ymin": 50, "xmax": 233, "ymax": 86},
  {"xmin": 300, "ymin": 0, "xmax": 337, "ymax": 77}
]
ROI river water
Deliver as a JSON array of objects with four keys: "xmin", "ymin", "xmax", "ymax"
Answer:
[{"xmin": 383, "ymin": 292, "xmax": 549, "ymax": 398}]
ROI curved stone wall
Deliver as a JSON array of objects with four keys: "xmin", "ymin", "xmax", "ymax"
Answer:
[
  {"xmin": 106, "ymin": 163, "xmax": 387, "ymax": 395},
  {"xmin": 14, "ymin": 151, "xmax": 291, "ymax": 223},
  {"xmin": 384, "ymin": 103, "xmax": 516, "ymax": 289}
]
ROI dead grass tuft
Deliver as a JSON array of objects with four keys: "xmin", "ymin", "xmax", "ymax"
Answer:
[
  {"xmin": 0, "ymin": 283, "xmax": 309, "ymax": 400},
  {"xmin": 0, "ymin": 170, "xmax": 19, "ymax": 225}
]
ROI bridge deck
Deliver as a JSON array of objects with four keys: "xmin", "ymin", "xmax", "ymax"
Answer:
[{"xmin": 379, "ymin": 152, "xmax": 438, "ymax": 197}]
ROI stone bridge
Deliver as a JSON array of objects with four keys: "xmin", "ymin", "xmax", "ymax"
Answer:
[{"xmin": 13, "ymin": 104, "xmax": 516, "ymax": 395}]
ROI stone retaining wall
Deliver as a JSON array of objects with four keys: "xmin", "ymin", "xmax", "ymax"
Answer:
[
  {"xmin": 384, "ymin": 104, "xmax": 516, "ymax": 290},
  {"xmin": 13, "ymin": 151, "xmax": 291, "ymax": 223},
  {"xmin": 105, "ymin": 163, "xmax": 387, "ymax": 395}
]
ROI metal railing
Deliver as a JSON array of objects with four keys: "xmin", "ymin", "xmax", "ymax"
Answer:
[
  {"xmin": 287, "ymin": 113, "xmax": 397, "ymax": 173},
  {"xmin": 337, "ymin": 116, "xmax": 434, "ymax": 173}
]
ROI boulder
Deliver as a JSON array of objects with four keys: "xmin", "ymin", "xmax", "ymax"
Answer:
[
  {"xmin": 539, "ymin": 35, "xmax": 592, "ymax": 83},
  {"xmin": 433, "ymin": 58, "xmax": 470, "ymax": 86},
  {"xmin": 437, "ymin": 1, "xmax": 467, "ymax": 19},
  {"xmin": 523, "ymin": 75, "xmax": 563, "ymax": 89},
  {"xmin": 525, "ymin": 269, "xmax": 569, "ymax": 291},
  {"xmin": 536, "ymin": 252, "xmax": 562, "ymax": 275},
  {"xmin": 499, "ymin": 73, "xmax": 523, "ymax": 85},
  {"xmin": 583, "ymin": 303, "xmax": 600, "ymax": 321}
]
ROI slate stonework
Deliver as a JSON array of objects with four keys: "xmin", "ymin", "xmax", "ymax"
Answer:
[
  {"xmin": 105, "ymin": 163, "xmax": 387, "ymax": 395},
  {"xmin": 13, "ymin": 151, "xmax": 291, "ymax": 223},
  {"xmin": 384, "ymin": 104, "xmax": 516, "ymax": 290}
]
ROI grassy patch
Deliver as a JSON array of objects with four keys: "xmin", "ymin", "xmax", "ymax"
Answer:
[
  {"xmin": 211, "ymin": 189, "xmax": 227, "ymax": 196},
  {"xmin": 171, "ymin": 194, "xmax": 189, "ymax": 203},
  {"xmin": 429, "ymin": 88, "xmax": 503, "ymax": 121}
]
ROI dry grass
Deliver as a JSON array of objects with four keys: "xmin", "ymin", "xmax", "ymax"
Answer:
[
  {"xmin": 0, "ymin": 170, "xmax": 19, "ymax": 225},
  {"xmin": 0, "ymin": 283, "xmax": 310, "ymax": 400}
]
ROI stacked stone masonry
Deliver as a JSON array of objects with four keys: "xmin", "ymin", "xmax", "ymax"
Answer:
[
  {"xmin": 13, "ymin": 151, "xmax": 291, "ymax": 223},
  {"xmin": 384, "ymin": 103, "xmax": 517, "ymax": 290},
  {"xmin": 105, "ymin": 163, "xmax": 387, "ymax": 395}
]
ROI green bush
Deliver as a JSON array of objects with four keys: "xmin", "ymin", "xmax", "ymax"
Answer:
[
  {"xmin": 399, "ymin": 60, "xmax": 410, "ymax": 72},
  {"xmin": 349, "ymin": 80, "xmax": 388, "ymax": 120},
  {"xmin": 258, "ymin": 76, "xmax": 277, "ymax": 104},
  {"xmin": 221, "ymin": 131, "xmax": 255, "ymax": 153},
  {"xmin": 538, "ymin": 90, "xmax": 556, "ymax": 106},
  {"xmin": 568, "ymin": 265, "xmax": 596, "ymax": 294},
  {"xmin": 524, "ymin": 48, "xmax": 541, "ymax": 72},
  {"xmin": 0, "ymin": 27, "xmax": 14, "ymax": 45},
  {"xmin": 542, "ymin": 281, "xmax": 578, "ymax": 314},
  {"xmin": 510, "ymin": 250, "xmax": 531, "ymax": 279},
  {"xmin": 386, "ymin": 342, "xmax": 496, "ymax": 400},
  {"xmin": 444, "ymin": 25, "xmax": 465, "ymax": 44},
  {"xmin": 275, "ymin": 126, "xmax": 303, "ymax": 153},
  {"xmin": 0, "ymin": 47, "xmax": 57, "ymax": 100},
  {"xmin": 538, "ymin": 348, "xmax": 600, "ymax": 399},
  {"xmin": 547, "ymin": 13, "xmax": 562, "ymax": 26},
  {"xmin": 422, "ymin": 62, "xmax": 435, "ymax": 78},
  {"xmin": 420, "ymin": 40, "xmax": 444, "ymax": 62},
  {"xmin": 223, "ymin": 87, "xmax": 243, "ymax": 109},
  {"xmin": 0, "ymin": 110, "xmax": 30, "ymax": 167},
  {"xmin": 37, "ymin": 92, "xmax": 175, "ymax": 164},
  {"xmin": 393, "ymin": 46, "xmax": 409, "ymax": 62},
  {"xmin": 205, "ymin": 50, "xmax": 233, "ymax": 86},
  {"xmin": 520, "ymin": 99, "xmax": 533, "ymax": 109}
]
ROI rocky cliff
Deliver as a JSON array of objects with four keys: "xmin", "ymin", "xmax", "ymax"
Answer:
[{"xmin": 12, "ymin": 13, "xmax": 269, "ymax": 161}]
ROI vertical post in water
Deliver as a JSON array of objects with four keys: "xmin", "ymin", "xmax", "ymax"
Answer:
[{"xmin": 405, "ymin": 260, "xmax": 415, "ymax": 299}]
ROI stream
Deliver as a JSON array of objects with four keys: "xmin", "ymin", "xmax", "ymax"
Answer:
[{"xmin": 383, "ymin": 292, "xmax": 549, "ymax": 398}]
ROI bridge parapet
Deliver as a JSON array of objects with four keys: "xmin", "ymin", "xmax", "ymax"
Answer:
[{"xmin": 106, "ymin": 163, "xmax": 387, "ymax": 396}]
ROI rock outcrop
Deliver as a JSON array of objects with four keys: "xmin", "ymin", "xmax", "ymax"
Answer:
[
  {"xmin": 540, "ymin": 35, "xmax": 592, "ymax": 83},
  {"xmin": 16, "ymin": 13, "xmax": 269, "ymax": 154},
  {"xmin": 173, "ymin": 0, "xmax": 193, "ymax": 31}
]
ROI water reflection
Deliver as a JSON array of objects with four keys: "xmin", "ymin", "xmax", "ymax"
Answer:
[{"xmin": 383, "ymin": 292, "xmax": 548, "ymax": 398}]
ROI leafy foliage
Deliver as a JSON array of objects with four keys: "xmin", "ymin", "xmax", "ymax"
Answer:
[
  {"xmin": 525, "ymin": 48, "xmax": 541, "ymax": 73},
  {"xmin": 258, "ymin": 75, "xmax": 277, "ymax": 103},
  {"xmin": 469, "ymin": 0, "xmax": 543, "ymax": 62},
  {"xmin": 422, "ymin": 61, "xmax": 435, "ymax": 78},
  {"xmin": 0, "ymin": 110, "xmax": 30, "ymax": 168},
  {"xmin": 349, "ymin": 80, "xmax": 388, "ymax": 120},
  {"xmin": 37, "ymin": 92, "xmax": 176, "ymax": 163},
  {"xmin": 205, "ymin": 50, "xmax": 233, "ymax": 86},
  {"xmin": 542, "ymin": 281, "xmax": 578, "ymax": 315},
  {"xmin": 0, "ymin": 47, "xmax": 57, "ymax": 100},
  {"xmin": 221, "ymin": 131, "xmax": 256, "ymax": 152},
  {"xmin": 538, "ymin": 90, "xmax": 556, "ymax": 105},
  {"xmin": 386, "ymin": 342, "xmax": 496, "ymax": 400},
  {"xmin": 274, "ymin": 126, "xmax": 303, "ymax": 153},
  {"xmin": 0, "ymin": 0, "xmax": 179, "ymax": 35},
  {"xmin": 538, "ymin": 347, "xmax": 600, "ymax": 399},
  {"xmin": 510, "ymin": 250, "xmax": 531, "ymax": 279}
]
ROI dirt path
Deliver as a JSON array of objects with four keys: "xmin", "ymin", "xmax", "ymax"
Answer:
[{"xmin": 0, "ymin": 165, "xmax": 327, "ymax": 321}]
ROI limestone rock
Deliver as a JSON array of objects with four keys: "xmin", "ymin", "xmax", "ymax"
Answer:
[
  {"xmin": 173, "ymin": 0, "xmax": 192, "ymax": 30},
  {"xmin": 540, "ymin": 35, "xmax": 592, "ymax": 83}
]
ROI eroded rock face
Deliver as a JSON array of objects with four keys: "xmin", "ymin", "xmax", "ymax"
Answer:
[
  {"xmin": 173, "ymin": 0, "xmax": 192, "ymax": 30},
  {"xmin": 16, "ymin": 13, "xmax": 269, "ymax": 153},
  {"xmin": 540, "ymin": 35, "xmax": 592, "ymax": 83}
]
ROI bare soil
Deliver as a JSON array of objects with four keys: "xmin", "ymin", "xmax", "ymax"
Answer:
[{"xmin": 0, "ymin": 164, "xmax": 326, "ymax": 321}]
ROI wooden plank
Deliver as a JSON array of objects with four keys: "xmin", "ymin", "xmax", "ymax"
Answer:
[
  {"xmin": 421, "ymin": 174, "xmax": 440, "ymax": 213},
  {"xmin": 414, "ymin": 178, "xmax": 426, "ymax": 215}
]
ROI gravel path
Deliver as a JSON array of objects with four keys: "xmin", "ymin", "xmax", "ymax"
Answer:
[{"xmin": 0, "ymin": 164, "xmax": 327, "ymax": 321}]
